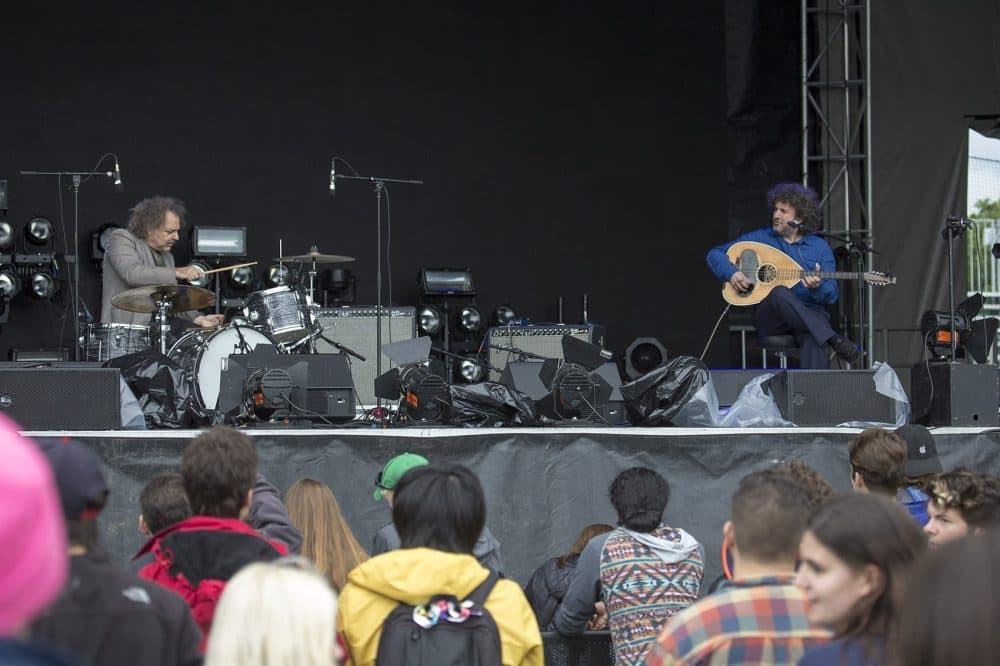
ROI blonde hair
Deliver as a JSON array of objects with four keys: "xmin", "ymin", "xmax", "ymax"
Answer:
[
  {"xmin": 205, "ymin": 560, "xmax": 339, "ymax": 666},
  {"xmin": 285, "ymin": 478, "xmax": 369, "ymax": 591}
]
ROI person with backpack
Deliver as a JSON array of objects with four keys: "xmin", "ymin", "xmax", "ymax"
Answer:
[{"xmin": 337, "ymin": 463, "xmax": 542, "ymax": 666}]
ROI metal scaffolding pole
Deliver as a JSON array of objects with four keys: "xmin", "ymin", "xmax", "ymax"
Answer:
[{"xmin": 802, "ymin": 0, "xmax": 874, "ymax": 366}]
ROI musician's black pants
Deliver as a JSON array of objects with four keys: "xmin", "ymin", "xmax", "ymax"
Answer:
[{"xmin": 753, "ymin": 286, "xmax": 834, "ymax": 369}]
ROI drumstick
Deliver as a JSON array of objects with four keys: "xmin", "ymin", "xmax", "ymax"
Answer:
[{"xmin": 200, "ymin": 261, "xmax": 259, "ymax": 275}]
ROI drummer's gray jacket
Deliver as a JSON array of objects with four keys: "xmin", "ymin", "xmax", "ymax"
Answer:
[{"xmin": 101, "ymin": 228, "xmax": 197, "ymax": 325}]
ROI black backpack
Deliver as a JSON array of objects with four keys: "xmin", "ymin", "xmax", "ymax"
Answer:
[{"xmin": 375, "ymin": 570, "xmax": 503, "ymax": 666}]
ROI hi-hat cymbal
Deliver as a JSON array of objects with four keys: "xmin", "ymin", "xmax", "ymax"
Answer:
[
  {"xmin": 274, "ymin": 249, "xmax": 355, "ymax": 264},
  {"xmin": 111, "ymin": 284, "xmax": 216, "ymax": 314}
]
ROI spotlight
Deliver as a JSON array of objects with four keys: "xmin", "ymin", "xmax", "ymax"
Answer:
[
  {"xmin": 188, "ymin": 261, "xmax": 211, "ymax": 288},
  {"xmin": 457, "ymin": 355, "xmax": 487, "ymax": 383},
  {"xmin": 229, "ymin": 265, "xmax": 254, "ymax": 288},
  {"xmin": 493, "ymin": 304, "xmax": 517, "ymax": 326},
  {"xmin": 418, "ymin": 306, "xmax": 442, "ymax": 335},
  {"xmin": 25, "ymin": 216, "xmax": 53, "ymax": 246},
  {"xmin": 90, "ymin": 223, "xmax": 120, "ymax": 261},
  {"xmin": 624, "ymin": 337, "xmax": 668, "ymax": 380},
  {"xmin": 0, "ymin": 267, "xmax": 20, "ymax": 298},
  {"xmin": 28, "ymin": 270, "xmax": 57, "ymax": 299},
  {"xmin": 458, "ymin": 305, "xmax": 483, "ymax": 332},
  {"xmin": 266, "ymin": 263, "xmax": 290, "ymax": 287},
  {"xmin": 0, "ymin": 220, "xmax": 13, "ymax": 251},
  {"xmin": 920, "ymin": 292, "xmax": 998, "ymax": 363}
]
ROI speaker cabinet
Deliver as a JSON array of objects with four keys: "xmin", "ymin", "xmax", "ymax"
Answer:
[
  {"xmin": 709, "ymin": 369, "xmax": 773, "ymax": 406},
  {"xmin": 314, "ymin": 306, "xmax": 416, "ymax": 409},
  {"xmin": 766, "ymin": 369, "xmax": 896, "ymax": 426},
  {"xmin": 0, "ymin": 363, "xmax": 121, "ymax": 430},
  {"xmin": 487, "ymin": 324, "xmax": 606, "ymax": 382},
  {"xmin": 910, "ymin": 362, "xmax": 999, "ymax": 427}
]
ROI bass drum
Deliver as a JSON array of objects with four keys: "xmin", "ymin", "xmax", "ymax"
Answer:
[{"xmin": 168, "ymin": 326, "xmax": 274, "ymax": 410}]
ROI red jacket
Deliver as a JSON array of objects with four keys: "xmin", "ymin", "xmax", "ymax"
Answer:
[{"xmin": 135, "ymin": 515, "xmax": 288, "ymax": 650}]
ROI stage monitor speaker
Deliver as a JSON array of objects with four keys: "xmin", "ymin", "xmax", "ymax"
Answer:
[
  {"xmin": 0, "ymin": 363, "xmax": 120, "ymax": 430},
  {"xmin": 766, "ymin": 369, "xmax": 896, "ymax": 426},
  {"xmin": 487, "ymin": 324, "xmax": 606, "ymax": 382},
  {"xmin": 315, "ymin": 306, "xmax": 416, "ymax": 410},
  {"xmin": 910, "ymin": 361, "xmax": 999, "ymax": 427},
  {"xmin": 710, "ymin": 369, "xmax": 774, "ymax": 407}
]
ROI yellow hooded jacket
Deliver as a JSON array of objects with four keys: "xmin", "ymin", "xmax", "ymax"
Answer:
[{"xmin": 338, "ymin": 548, "xmax": 543, "ymax": 666}]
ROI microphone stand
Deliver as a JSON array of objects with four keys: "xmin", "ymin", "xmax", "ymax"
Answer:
[
  {"xmin": 942, "ymin": 216, "xmax": 974, "ymax": 360},
  {"xmin": 20, "ymin": 167, "xmax": 116, "ymax": 361},
  {"xmin": 334, "ymin": 171, "xmax": 423, "ymax": 407}
]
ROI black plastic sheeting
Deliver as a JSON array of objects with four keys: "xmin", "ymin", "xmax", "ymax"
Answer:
[
  {"xmin": 42, "ymin": 428, "xmax": 1000, "ymax": 590},
  {"xmin": 619, "ymin": 357, "xmax": 711, "ymax": 426}
]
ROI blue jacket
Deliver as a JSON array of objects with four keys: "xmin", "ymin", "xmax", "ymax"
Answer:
[{"xmin": 706, "ymin": 228, "xmax": 838, "ymax": 309}]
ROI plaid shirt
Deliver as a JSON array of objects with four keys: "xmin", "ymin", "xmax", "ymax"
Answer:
[{"xmin": 647, "ymin": 575, "xmax": 831, "ymax": 666}]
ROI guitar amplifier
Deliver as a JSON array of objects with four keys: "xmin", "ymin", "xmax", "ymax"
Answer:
[
  {"xmin": 314, "ymin": 306, "xmax": 416, "ymax": 409},
  {"xmin": 487, "ymin": 324, "xmax": 606, "ymax": 382}
]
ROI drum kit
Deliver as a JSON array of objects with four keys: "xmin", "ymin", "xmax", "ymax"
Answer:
[{"xmin": 92, "ymin": 248, "xmax": 355, "ymax": 411}]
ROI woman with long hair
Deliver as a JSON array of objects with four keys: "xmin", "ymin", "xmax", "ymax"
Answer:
[
  {"xmin": 523, "ymin": 523, "xmax": 613, "ymax": 629},
  {"xmin": 795, "ymin": 493, "xmax": 925, "ymax": 665},
  {"xmin": 285, "ymin": 478, "xmax": 368, "ymax": 591}
]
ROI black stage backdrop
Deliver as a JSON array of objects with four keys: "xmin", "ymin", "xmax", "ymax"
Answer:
[{"xmin": 0, "ymin": 3, "xmax": 732, "ymax": 363}]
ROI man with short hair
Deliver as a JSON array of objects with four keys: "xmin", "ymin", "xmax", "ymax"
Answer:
[
  {"xmin": 894, "ymin": 424, "xmax": 943, "ymax": 525},
  {"xmin": 101, "ymin": 195, "xmax": 224, "ymax": 328},
  {"xmin": 339, "ymin": 463, "xmax": 543, "ymax": 666},
  {"xmin": 371, "ymin": 452, "xmax": 505, "ymax": 573},
  {"xmin": 648, "ymin": 470, "xmax": 830, "ymax": 665},
  {"xmin": 31, "ymin": 439, "xmax": 202, "ymax": 666},
  {"xmin": 554, "ymin": 467, "xmax": 704, "ymax": 665},
  {"xmin": 139, "ymin": 471, "xmax": 191, "ymax": 537},
  {"xmin": 135, "ymin": 427, "xmax": 288, "ymax": 647},
  {"xmin": 848, "ymin": 427, "xmax": 907, "ymax": 497}
]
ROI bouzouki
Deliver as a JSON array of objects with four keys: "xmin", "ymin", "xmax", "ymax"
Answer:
[{"xmin": 722, "ymin": 241, "xmax": 895, "ymax": 306}]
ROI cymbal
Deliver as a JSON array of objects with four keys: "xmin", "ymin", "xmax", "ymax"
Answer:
[
  {"xmin": 274, "ymin": 250, "xmax": 355, "ymax": 264},
  {"xmin": 111, "ymin": 284, "xmax": 216, "ymax": 314}
]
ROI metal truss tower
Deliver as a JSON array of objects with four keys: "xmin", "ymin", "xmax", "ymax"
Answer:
[{"xmin": 802, "ymin": 0, "xmax": 874, "ymax": 365}]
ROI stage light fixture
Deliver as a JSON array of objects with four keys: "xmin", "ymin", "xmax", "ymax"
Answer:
[
  {"xmin": 188, "ymin": 261, "xmax": 211, "ymax": 288},
  {"xmin": 0, "ymin": 268, "xmax": 20, "ymax": 298},
  {"xmin": 458, "ymin": 305, "xmax": 483, "ymax": 332},
  {"xmin": 919, "ymin": 292, "xmax": 999, "ymax": 364},
  {"xmin": 266, "ymin": 263, "xmax": 290, "ymax": 287},
  {"xmin": 28, "ymin": 270, "xmax": 57, "ymax": 299},
  {"xmin": 25, "ymin": 216, "xmax": 53, "ymax": 245},
  {"xmin": 230, "ymin": 265, "xmax": 254, "ymax": 288},
  {"xmin": 193, "ymin": 226, "xmax": 246, "ymax": 257},
  {"xmin": 418, "ymin": 306, "xmax": 442, "ymax": 335},
  {"xmin": 457, "ymin": 355, "xmax": 487, "ymax": 383},
  {"xmin": 0, "ymin": 221, "xmax": 13, "ymax": 251},
  {"xmin": 624, "ymin": 337, "xmax": 668, "ymax": 380},
  {"xmin": 418, "ymin": 268, "xmax": 475, "ymax": 297},
  {"xmin": 493, "ymin": 304, "xmax": 517, "ymax": 326},
  {"xmin": 90, "ymin": 223, "xmax": 120, "ymax": 261}
]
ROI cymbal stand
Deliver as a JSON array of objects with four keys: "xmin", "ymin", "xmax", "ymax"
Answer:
[
  {"xmin": 334, "ymin": 170, "xmax": 424, "ymax": 410},
  {"xmin": 154, "ymin": 296, "xmax": 172, "ymax": 355}
]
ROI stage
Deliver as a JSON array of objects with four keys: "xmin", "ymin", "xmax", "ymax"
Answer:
[{"xmin": 28, "ymin": 425, "xmax": 1000, "ymax": 588}]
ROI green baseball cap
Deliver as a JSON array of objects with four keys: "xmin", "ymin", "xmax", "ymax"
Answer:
[{"xmin": 373, "ymin": 453, "xmax": 429, "ymax": 501}]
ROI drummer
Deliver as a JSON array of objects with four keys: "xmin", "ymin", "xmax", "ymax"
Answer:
[{"xmin": 101, "ymin": 196, "xmax": 225, "ymax": 329}]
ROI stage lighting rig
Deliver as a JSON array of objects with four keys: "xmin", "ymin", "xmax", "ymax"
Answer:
[
  {"xmin": 417, "ymin": 305, "xmax": 442, "ymax": 335},
  {"xmin": 0, "ymin": 220, "xmax": 13, "ymax": 252},
  {"xmin": 456, "ymin": 353, "xmax": 487, "ymax": 383},
  {"xmin": 230, "ymin": 265, "xmax": 254, "ymax": 289},
  {"xmin": 374, "ymin": 336, "xmax": 452, "ymax": 423},
  {"xmin": 625, "ymin": 337, "xmax": 668, "ymax": 380},
  {"xmin": 492, "ymin": 304, "xmax": 517, "ymax": 326},
  {"xmin": 458, "ymin": 305, "xmax": 483, "ymax": 332},
  {"xmin": 24, "ymin": 216, "xmax": 54, "ymax": 246},
  {"xmin": 266, "ymin": 263, "xmax": 290, "ymax": 287},
  {"xmin": 920, "ymin": 292, "xmax": 998, "ymax": 363}
]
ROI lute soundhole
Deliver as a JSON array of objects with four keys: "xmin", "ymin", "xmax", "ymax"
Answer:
[{"xmin": 757, "ymin": 264, "xmax": 777, "ymax": 284}]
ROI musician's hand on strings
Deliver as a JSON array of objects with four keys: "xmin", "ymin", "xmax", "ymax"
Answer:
[
  {"xmin": 803, "ymin": 263, "xmax": 822, "ymax": 289},
  {"xmin": 176, "ymin": 265, "xmax": 205, "ymax": 282},
  {"xmin": 193, "ymin": 314, "xmax": 225, "ymax": 328},
  {"xmin": 729, "ymin": 271, "xmax": 752, "ymax": 292}
]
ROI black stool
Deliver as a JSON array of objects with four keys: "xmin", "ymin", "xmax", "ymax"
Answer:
[{"xmin": 752, "ymin": 334, "xmax": 800, "ymax": 369}]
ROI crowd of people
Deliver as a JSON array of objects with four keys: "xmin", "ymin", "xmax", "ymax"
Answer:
[{"xmin": 2, "ymin": 417, "xmax": 999, "ymax": 665}]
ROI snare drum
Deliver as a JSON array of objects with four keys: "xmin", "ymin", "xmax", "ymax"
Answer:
[
  {"xmin": 243, "ymin": 286, "xmax": 315, "ymax": 342},
  {"xmin": 84, "ymin": 323, "xmax": 151, "ymax": 361},
  {"xmin": 168, "ymin": 326, "xmax": 275, "ymax": 410}
]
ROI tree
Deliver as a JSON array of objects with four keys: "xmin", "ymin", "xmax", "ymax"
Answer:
[{"xmin": 971, "ymin": 198, "xmax": 1000, "ymax": 219}]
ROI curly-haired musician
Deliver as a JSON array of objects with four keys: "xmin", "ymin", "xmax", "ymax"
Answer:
[
  {"xmin": 100, "ymin": 196, "xmax": 225, "ymax": 329},
  {"xmin": 706, "ymin": 182, "xmax": 860, "ymax": 368}
]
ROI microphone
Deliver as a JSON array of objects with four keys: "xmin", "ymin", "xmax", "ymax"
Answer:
[
  {"xmin": 329, "ymin": 158, "xmax": 336, "ymax": 196},
  {"xmin": 113, "ymin": 158, "xmax": 124, "ymax": 192},
  {"xmin": 787, "ymin": 219, "xmax": 801, "ymax": 230}
]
